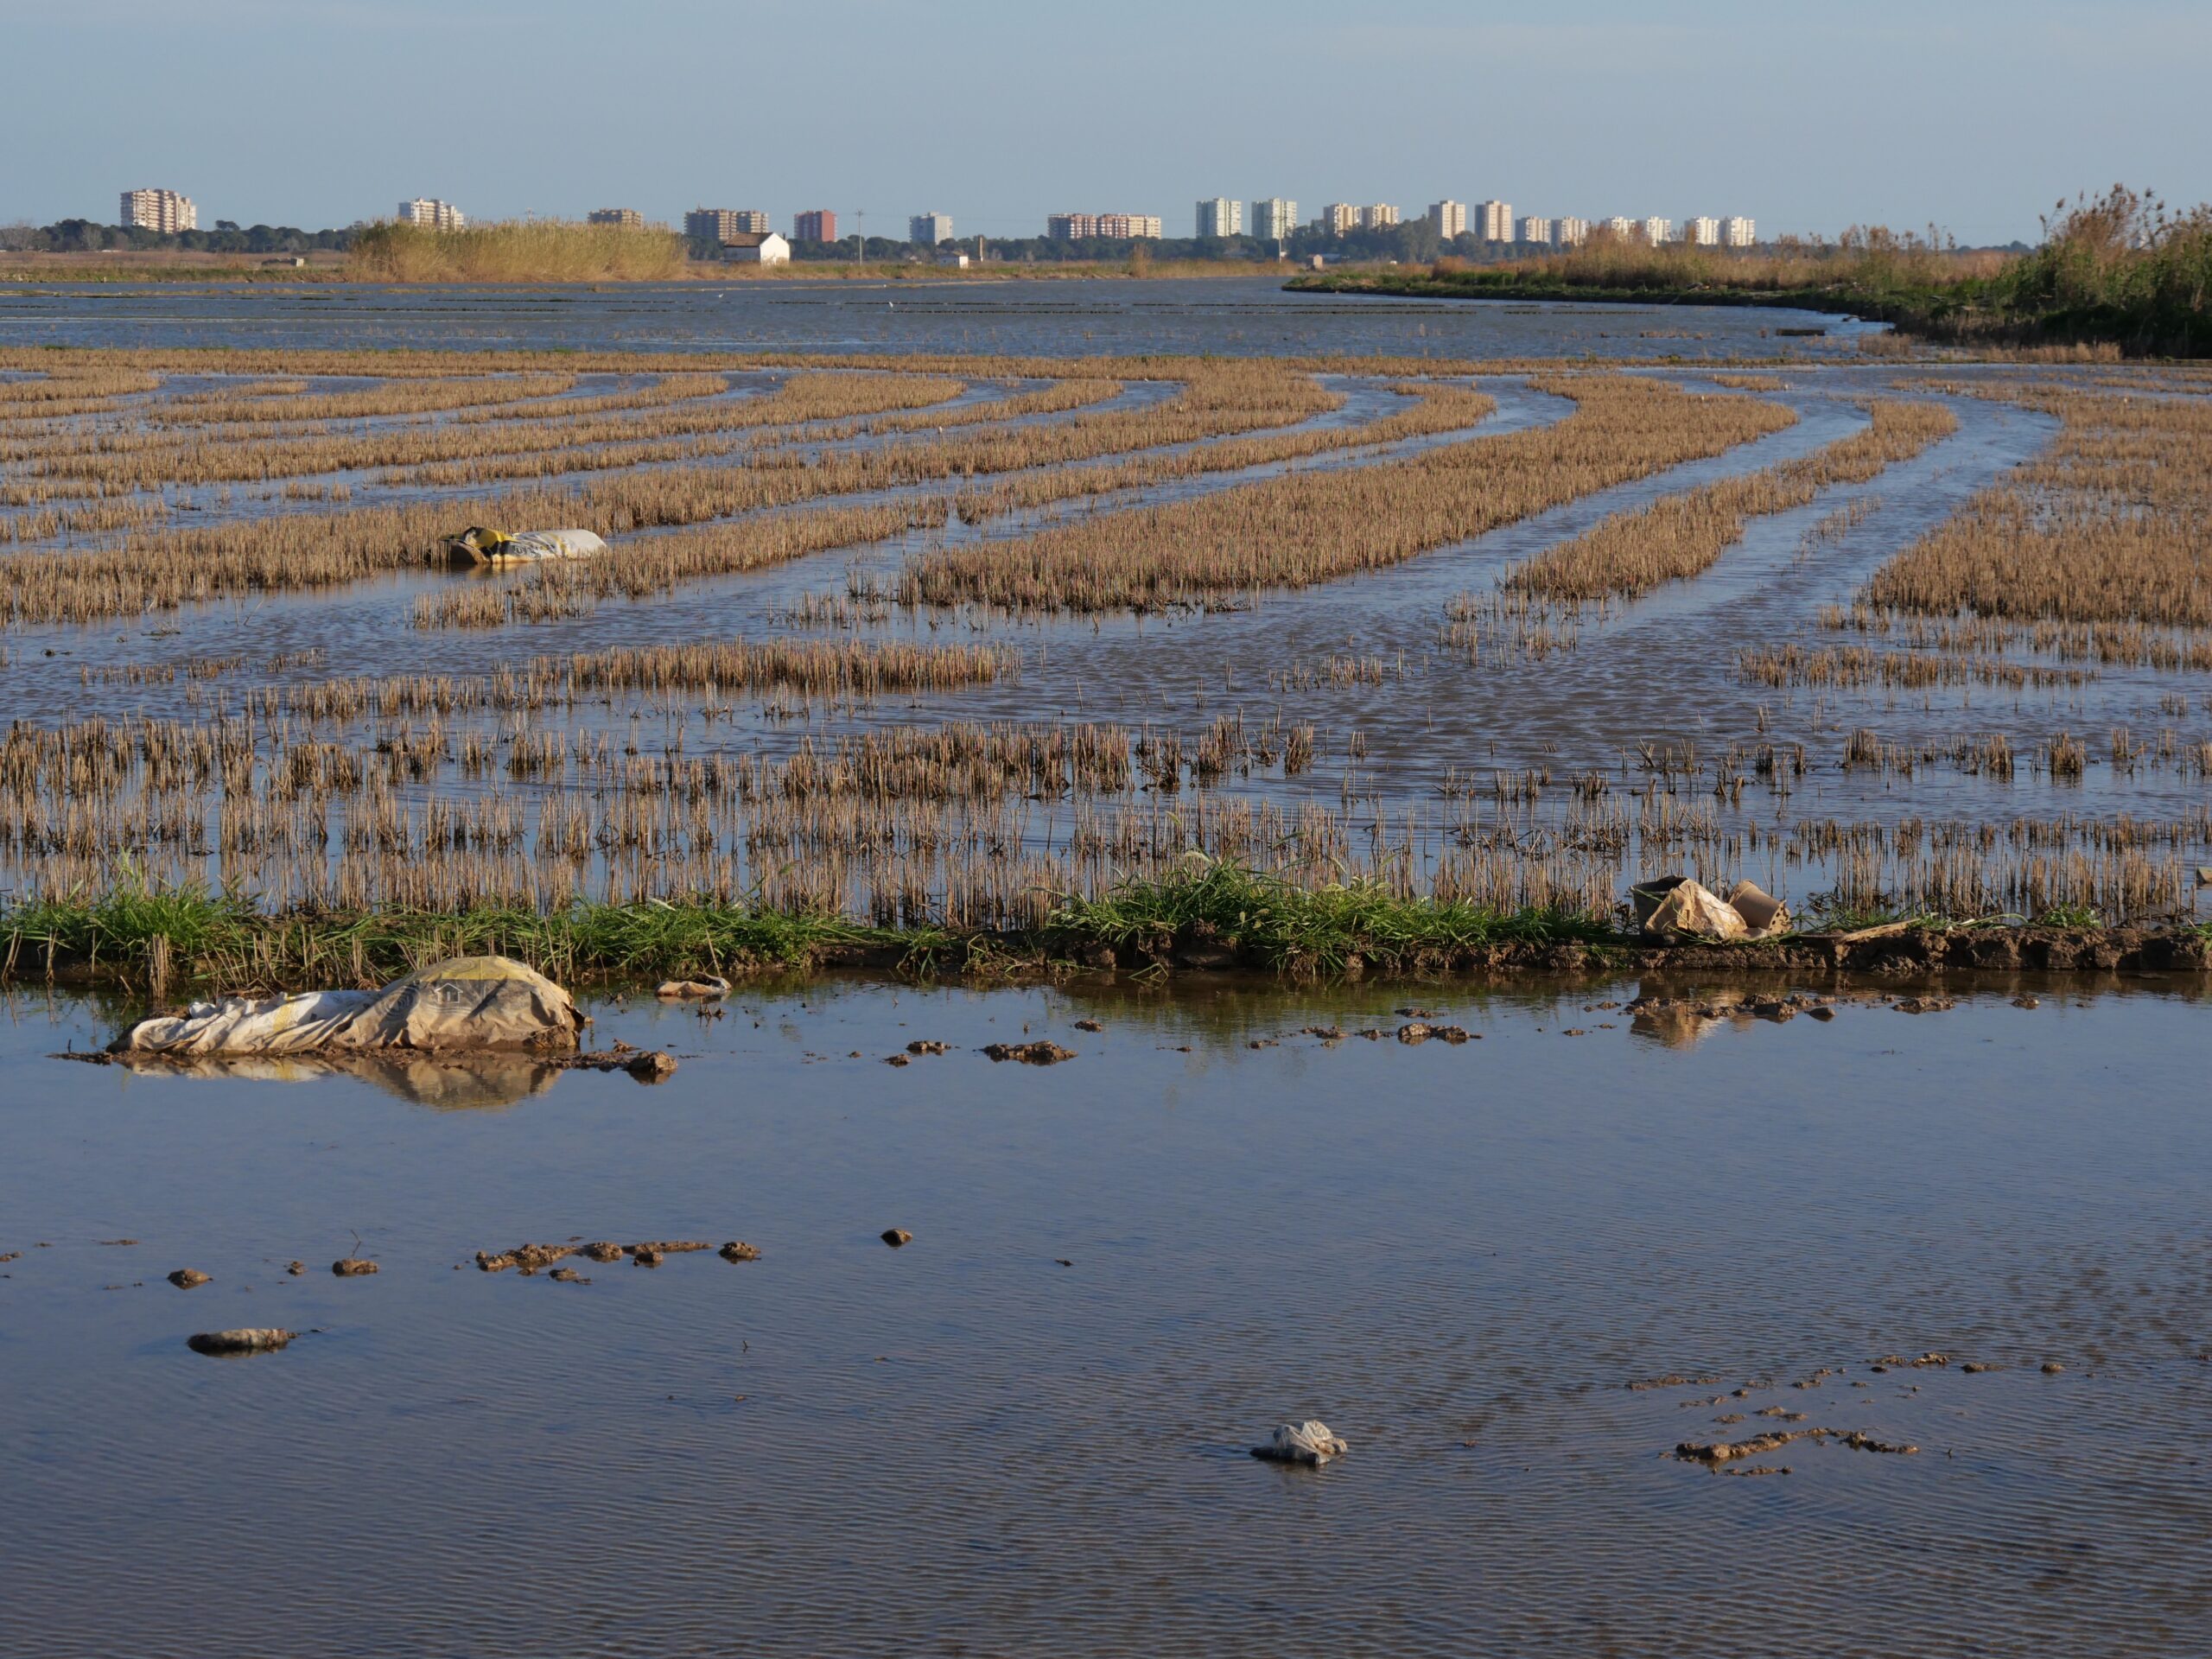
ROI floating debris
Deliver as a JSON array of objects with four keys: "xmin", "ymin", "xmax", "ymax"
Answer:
[
  {"xmin": 331, "ymin": 1258, "xmax": 379, "ymax": 1277},
  {"xmin": 167, "ymin": 1268, "xmax": 211, "ymax": 1289},
  {"xmin": 881, "ymin": 1229, "xmax": 913, "ymax": 1248},
  {"xmin": 656, "ymin": 976, "xmax": 731, "ymax": 1001},
  {"xmin": 1252, "ymin": 1421, "xmax": 1348, "ymax": 1466},
  {"xmin": 187, "ymin": 1328, "xmax": 296, "ymax": 1357},
  {"xmin": 718, "ymin": 1241, "xmax": 761, "ymax": 1262}
]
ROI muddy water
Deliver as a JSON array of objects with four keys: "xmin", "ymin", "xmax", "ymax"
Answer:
[{"xmin": 1, "ymin": 976, "xmax": 2206, "ymax": 1656}]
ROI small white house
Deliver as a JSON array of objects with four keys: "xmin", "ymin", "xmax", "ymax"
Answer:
[
  {"xmin": 936, "ymin": 252, "xmax": 970, "ymax": 269},
  {"xmin": 721, "ymin": 232, "xmax": 791, "ymax": 267}
]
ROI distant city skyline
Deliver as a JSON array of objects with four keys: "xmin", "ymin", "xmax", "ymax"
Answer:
[{"xmin": 3, "ymin": 0, "xmax": 2206, "ymax": 245}]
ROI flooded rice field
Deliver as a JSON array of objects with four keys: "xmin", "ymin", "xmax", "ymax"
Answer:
[
  {"xmin": 3, "ymin": 975, "xmax": 2209, "ymax": 1656},
  {"xmin": 0, "ymin": 284, "xmax": 2207, "ymax": 1652}
]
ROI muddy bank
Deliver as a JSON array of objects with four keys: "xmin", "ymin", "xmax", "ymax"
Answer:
[{"xmin": 10, "ymin": 914, "xmax": 2209, "ymax": 997}]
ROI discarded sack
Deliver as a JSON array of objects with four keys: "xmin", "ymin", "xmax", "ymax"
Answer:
[
  {"xmin": 113, "ymin": 956, "xmax": 581, "ymax": 1058},
  {"xmin": 655, "ymin": 976, "xmax": 731, "ymax": 1000},
  {"xmin": 436, "ymin": 526, "xmax": 609, "ymax": 567},
  {"xmin": 1252, "ymin": 1421, "xmax": 1349, "ymax": 1465},
  {"xmin": 1631, "ymin": 876, "xmax": 1791, "ymax": 943}
]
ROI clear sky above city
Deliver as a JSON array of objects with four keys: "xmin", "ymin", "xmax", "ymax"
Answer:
[{"xmin": 5, "ymin": 0, "xmax": 2206, "ymax": 243}]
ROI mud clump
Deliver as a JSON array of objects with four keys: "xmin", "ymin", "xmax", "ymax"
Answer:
[
  {"xmin": 883, "ymin": 1053, "xmax": 910, "ymax": 1066},
  {"xmin": 476, "ymin": 1243, "xmax": 574, "ymax": 1274},
  {"xmin": 1626, "ymin": 1373, "xmax": 1724, "ymax": 1392},
  {"xmin": 1720, "ymin": 1465, "xmax": 1792, "ymax": 1478},
  {"xmin": 1072, "ymin": 1019, "xmax": 1104, "ymax": 1033},
  {"xmin": 286, "ymin": 1261, "xmax": 306, "ymax": 1276},
  {"xmin": 982, "ymin": 1040, "xmax": 1075, "ymax": 1065},
  {"xmin": 188, "ymin": 1328, "xmax": 296, "ymax": 1357},
  {"xmin": 632, "ymin": 1248, "xmax": 664, "ymax": 1268},
  {"xmin": 549, "ymin": 1268, "xmax": 588, "ymax": 1284},
  {"xmin": 906, "ymin": 1040, "xmax": 949, "ymax": 1055},
  {"xmin": 881, "ymin": 1228, "xmax": 913, "ymax": 1248},
  {"xmin": 630, "ymin": 1241, "xmax": 712, "ymax": 1256},
  {"xmin": 1893, "ymin": 996, "xmax": 1956, "ymax": 1015},
  {"xmin": 332, "ymin": 1258, "xmax": 379, "ymax": 1277},
  {"xmin": 1676, "ymin": 1427, "xmax": 1918, "ymax": 1465},
  {"xmin": 718, "ymin": 1241, "xmax": 761, "ymax": 1262},
  {"xmin": 558, "ymin": 1046, "xmax": 678, "ymax": 1082},
  {"xmin": 167, "ymin": 1268, "xmax": 211, "ymax": 1289},
  {"xmin": 1302, "ymin": 1026, "xmax": 1347, "ymax": 1042},
  {"xmin": 2042, "ymin": 1361, "xmax": 2066, "ymax": 1374}
]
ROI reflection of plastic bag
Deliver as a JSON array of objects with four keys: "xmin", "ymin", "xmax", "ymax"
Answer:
[
  {"xmin": 438, "ymin": 526, "xmax": 608, "ymax": 567},
  {"xmin": 107, "ymin": 1050, "xmax": 566, "ymax": 1110},
  {"xmin": 115, "ymin": 957, "xmax": 581, "ymax": 1058}
]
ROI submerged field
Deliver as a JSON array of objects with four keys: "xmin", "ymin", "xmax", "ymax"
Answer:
[
  {"xmin": 2, "ymin": 289, "xmax": 2208, "ymax": 1659},
  {"xmin": 2, "ymin": 336, "xmax": 2210, "ymax": 982}
]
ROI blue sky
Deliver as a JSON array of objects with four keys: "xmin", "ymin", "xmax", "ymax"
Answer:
[{"xmin": 4, "ymin": 0, "xmax": 2205, "ymax": 243}]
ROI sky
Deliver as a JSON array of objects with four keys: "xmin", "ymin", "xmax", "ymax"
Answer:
[{"xmin": 3, "ymin": 0, "xmax": 2206, "ymax": 245}]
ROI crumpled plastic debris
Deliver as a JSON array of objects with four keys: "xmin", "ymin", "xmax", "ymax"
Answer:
[
  {"xmin": 437, "ymin": 526, "xmax": 609, "ymax": 567},
  {"xmin": 1252, "ymin": 1420, "xmax": 1349, "ymax": 1465},
  {"xmin": 112, "ymin": 956, "xmax": 581, "ymax": 1058}
]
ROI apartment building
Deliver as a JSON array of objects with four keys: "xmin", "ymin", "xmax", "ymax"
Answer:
[
  {"xmin": 1687, "ymin": 216, "xmax": 1722, "ymax": 247},
  {"xmin": 119, "ymin": 188, "xmax": 197, "ymax": 234},
  {"xmin": 792, "ymin": 209, "xmax": 838, "ymax": 243},
  {"xmin": 1428, "ymin": 200, "xmax": 1467, "ymax": 239},
  {"xmin": 1194, "ymin": 198, "xmax": 1243, "ymax": 238},
  {"xmin": 397, "ymin": 199, "xmax": 467, "ymax": 231},
  {"xmin": 1474, "ymin": 200, "xmax": 1515, "ymax": 242},
  {"xmin": 1643, "ymin": 216, "xmax": 1674, "ymax": 245},
  {"xmin": 1555, "ymin": 216, "xmax": 1591, "ymax": 247},
  {"xmin": 909, "ymin": 211, "xmax": 953, "ymax": 245},
  {"xmin": 1357, "ymin": 204, "xmax": 1398, "ymax": 231},
  {"xmin": 1251, "ymin": 198, "xmax": 1299, "ymax": 241},
  {"xmin": 1722, "ymin": 216, "xmax": 1757, "ymax": 248},
  {"xmin": 1320, "ymin": 203, "xmax": 1361, "ymax": 236},
  {"xmin": 1518, "ymin": 216, "xmax": 1552, "ymax": 246},
  {"xmin": 587, "ymin": 207, "xmax": 643, "ymax": 229},
  {"xmin": 1046, "ymin": 213, "xmax": 1163, "ymax": 240},
  {"xmin": 1605, "ymin": 216, "xmax": 1639, "ymax": 240}
]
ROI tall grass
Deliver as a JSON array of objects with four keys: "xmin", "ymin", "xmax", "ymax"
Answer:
[{"xmin": 350, "ymin": 219, "xmax": 690, "ymax": 283}]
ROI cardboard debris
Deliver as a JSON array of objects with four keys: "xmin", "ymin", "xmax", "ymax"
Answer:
[{"xmin": 1632, "ymin": 876, "xmax": 1791, "ymax": 942}]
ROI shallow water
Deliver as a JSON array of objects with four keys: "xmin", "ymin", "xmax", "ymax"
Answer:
[
  {"xmin": 2, "ymin": 975, "xmax": 2206, "ymax": 1656},
  {"xmin": 0, "ymin": 275, "xmax": 1879, "ymax": 360}
]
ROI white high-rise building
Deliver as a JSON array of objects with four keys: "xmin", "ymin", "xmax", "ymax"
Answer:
[
  {"xmin": 909, "ymin": 212, "xmax": 954, "ymax": 245},
  {"xmin": 1251, "ymin": 198, "xmax": 1299, "ymax": 242},
  {"xmin": 1474, "ymin": 200, "xmax": 1515, "ymax": 242},
  {"xmin": 1643, "ymin": 216, "xmax": 1674, "ymax": 245},
  {"xmin": 120, "ymin": 188, "xmax": 196, "ymax": 234},
  {"xmin": 1605, "ymin": 216, "xmax": 1639, "ymax": 240},
  {"xmin": 1688, "ymin": 216, "xmax": 1722, "ymax": 247},
  {"xmin": 1322, "ymin": 203, "xmax": 1361, "ymax": 236},
  {"xmin": 1428, "ymin": 200, "xmax": 1467, "ymax": 238},
  {"xmin": 1359, "ymin": 204, "xmax": 1400, "ymax": 230},
  {"xmin": 1518, "ymin": 216, "xmax": 1552, "ymax": 246},
  {"xmin": 1555, "ymin": 216, "xmax": 1591, "ymax": 247},
  {"xmin": 1722, "ymin": 216, "xmax": 1757, "ymax": 248},
  {"xmin": 1195, "ymin": 198, "xmax": 1243, "ymax": 238},
  {"xmin": 398, "ymin": 199, "xmax": 467, "ymax": 231}
]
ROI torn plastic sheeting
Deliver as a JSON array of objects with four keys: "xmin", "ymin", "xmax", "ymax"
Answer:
[
  {"xmin": 437, "ymin": 526, "xmax": 609, "ymax": 567},
  {"xmin": 113, "ymin": 956, "xmax": 582, "ymax": 1058}
]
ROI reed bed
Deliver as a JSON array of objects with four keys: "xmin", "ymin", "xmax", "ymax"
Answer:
[
  {"xmin": 348, "ymin": 219, "xmax": 690, "ymax": 283},
  {"xmin": 893, "ymin": 378, "xmax": 1796, "ymax": 613},
  {"xmin": 1504, "ymin": 398, "xmax": 1959, "ymax": 604}
]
